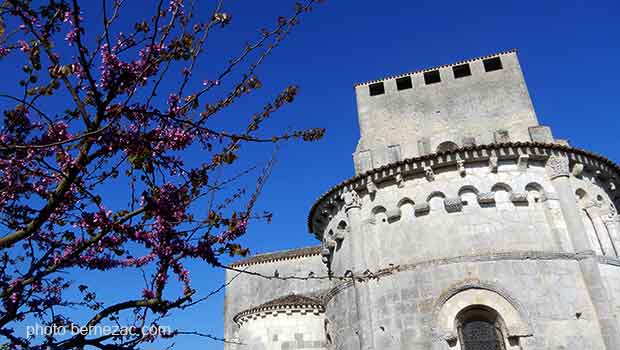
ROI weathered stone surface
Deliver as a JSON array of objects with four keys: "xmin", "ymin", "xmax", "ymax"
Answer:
[
  {"xmin": 352, "ymin": 50, "xmax": 540, "ymax": 173},
  {"xmin": 528, "ymin": 125, "xmax": 554, "ymax": 143}
]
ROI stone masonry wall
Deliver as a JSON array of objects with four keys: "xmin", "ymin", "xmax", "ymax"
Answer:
[
  {"xmin": 325, "ymin": 259, "xmax": 610, "ymax": 350},
  {"xmin": 352, "ymin": 51, "xmax": 542, "ymax": 172},
  {"xmin": 224, "ymin": 253, "xmax": 330, "ymax": 350}
]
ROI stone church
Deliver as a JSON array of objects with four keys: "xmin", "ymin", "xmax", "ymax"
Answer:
[{"xmin": 223, "ymin": 50, "xmax": 620, "ymax": 350}]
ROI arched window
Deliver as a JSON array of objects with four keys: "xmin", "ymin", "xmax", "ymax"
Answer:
[
  {"xmin": 436, "ymin": 141, "xmax": 458, "ymax": 153},
  {"xmin": 457, "ymin": 307, "xmax": 506, "ymax": 350}
]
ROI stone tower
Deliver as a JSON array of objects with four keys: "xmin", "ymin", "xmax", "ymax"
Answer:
[{"xmin": 223, "ymin": 50, "xmax": 620, "ymax": 350}]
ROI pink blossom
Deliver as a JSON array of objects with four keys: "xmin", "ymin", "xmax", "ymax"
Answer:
[
  {"xmin": 142, "ymin": 289, "xmax": 155, "ymax": 299},
  {"xmin": 65, "ymin": 28, "xmax": 78, "ymax": 44},
  {"xmin": 17, "ymin": 40, "xmax": 31, "ymax": 52}
]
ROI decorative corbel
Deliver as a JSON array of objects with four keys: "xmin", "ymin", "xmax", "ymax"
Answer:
[
  {"xmin": 366, "ymin": 178, "xmax": 377, "ymax": 194},
  {"xmin": 424, "ymin": 166, "xmax": 435, "ymax": 182},
  {"xmin": 571, "ymin": 163, "xmax": 584, "ymax": 178},
  {"xmin": 488, "ymin": 151, "xmax": 498, "ymax": 173},
  {"xmin": 395, "ymin": 173, "xmax": 404, "ymax": 188},
  {"xmin": 517, "ymin": 154, "xmax": 529, "ymax": 171},
  {"xmin": 456, "ymin": 154, "xmax": 466, "ymax": 177}
]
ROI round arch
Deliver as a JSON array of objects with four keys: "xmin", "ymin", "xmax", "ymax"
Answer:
[
  {"xmin": 433, "ymin": 282, "xmax": 532, "ymax": 344},
  {"xmin": 437, "ymin": 141, "xmax": 459, "ymax": 153}
]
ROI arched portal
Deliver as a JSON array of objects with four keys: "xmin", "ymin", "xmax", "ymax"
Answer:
[{"xmin": 434, "ymin": 285, "xmax": 532, "ymax": 349}]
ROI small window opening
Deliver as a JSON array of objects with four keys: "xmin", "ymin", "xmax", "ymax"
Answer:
[
  {"xmin": 436, "ymin": 141, "xmax": 459, "ymax": 153},
  {"xmin": 369, "ymin": 82, "xmax": 385, "ymax": 96},
  {"xmin": 424, "ymin": 70, "xmax": 441, "ymax": 85},
  {"xmin": 457, "ymin": 307, "xmax": 507, "ymax": 350},
  {"xmin": 453, "ymin": 63, "xmax": 472, "ymax": 79},
  {"xmin": 396, "ymin": 76, "xmax": 413, "ymax": 90},
  {"xmin": 483, "ymin": 57, "xmax": 503, "ymax": 72}
]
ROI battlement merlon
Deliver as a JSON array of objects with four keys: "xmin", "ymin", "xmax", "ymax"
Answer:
[{"xmin": 352, "ymin": 50, "xmax": 556, "ymax": 174}]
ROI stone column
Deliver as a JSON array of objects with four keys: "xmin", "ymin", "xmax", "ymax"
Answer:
[
  {"xmin": 540, "ymin": 192, "xmax": 574, "ymax": 252},
  {"xmin": 603, "ymin": 218, "xmax": 620, "ymax": 258},
  {"xmin": 547, "ymin": 155, "xmax": 620, "ymax": 349},
  {"xmin": 588, "ymin": 210, "xmax": 616, "ymax": 257},
  {"xmin": 343, "ymin": 189, "xmax": 375, "ymax": 350}
]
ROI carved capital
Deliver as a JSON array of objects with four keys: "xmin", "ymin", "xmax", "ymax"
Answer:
[
  {"xmin": 477, "ymin": 192, "xmax": 496, "ymax": 205},
  {"xmin": 546, "ymin": 155, "xmax": 569, "ymax": 180},
  {"xmin": 341, "ymin": 188, "xmax": 361, "ymax": 211},
  {"xmin": 510, "ymin": 192, "xmax": 528, "ymax": 203},
  {"xmin": 444, "ymin": 197, "xmax": 463, "ymax": 213}
]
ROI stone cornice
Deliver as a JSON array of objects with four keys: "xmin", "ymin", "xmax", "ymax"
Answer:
[
  {"xmin": 354, "ymin": 49, "xmax": 517, "ymax": 87},
  {"xmin": 230, "ymin": 246, "xmax": 321, "ymax": 268},
  {"xmin": 233, "ymin": 294, "xmax": 324, "ymax": 325},
  {"xmin": 308, "ymin": 142, "xmax": 620, "ymax": 237}
]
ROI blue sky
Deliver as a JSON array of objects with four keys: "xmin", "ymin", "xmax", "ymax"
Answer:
[
  {"xmin": 3, "ymin": 0, "xmax": 619, "ymax": 348},
  {"xmin": 189, "ymin": 1, "xmax": 620, "ymax": 348}
]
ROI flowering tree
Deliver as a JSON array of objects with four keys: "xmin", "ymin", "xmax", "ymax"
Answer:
[{"xmin": 0, "ymin": 0, "xmax": 324, "ymax": 348}]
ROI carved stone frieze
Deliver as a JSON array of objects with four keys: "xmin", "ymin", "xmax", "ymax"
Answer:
[{"xmin": 309, "ymin": 143, "xmax": 620, "ymax": 236}]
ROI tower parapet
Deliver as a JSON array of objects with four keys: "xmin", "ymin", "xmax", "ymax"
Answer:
[{"xmin": 353, "ymin": 49, "xmax": 555, "ymax": 173}]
